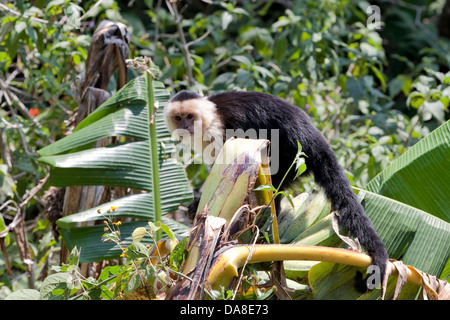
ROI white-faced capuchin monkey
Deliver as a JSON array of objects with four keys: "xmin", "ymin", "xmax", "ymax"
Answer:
[{"xmin": 164, "ymin": 90, "xmax": 389, "ymax": 291}]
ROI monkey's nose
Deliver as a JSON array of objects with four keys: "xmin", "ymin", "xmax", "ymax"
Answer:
[{"xmin": 180, "ymin": 119, "xmax": 190, "ymax": 130}]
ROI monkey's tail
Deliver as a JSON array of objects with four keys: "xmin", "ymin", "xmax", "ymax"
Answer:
[{"xmin": 310, "ymin": 146, "xmax": 389, "ymax": 290}]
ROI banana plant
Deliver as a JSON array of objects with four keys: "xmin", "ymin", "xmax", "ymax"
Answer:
[
  {"xmin": 37, "ymin": 67, "xmax": 193, "ymax": 263},
  {"xmin": 276, "ymin": 187, "xmax": 450, "ymax": 299},
  {"xmin": 199, "ymin": 121, "xmax": 450, "ymax": 300},
  {"xmin": 365, "ymin": 120, "xmax": 450, "ymax": 222}
]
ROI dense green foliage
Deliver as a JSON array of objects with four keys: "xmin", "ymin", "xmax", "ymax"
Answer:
[{"xmin": 1, "ymin": 0, "xmax": 449, "ymax": 299}]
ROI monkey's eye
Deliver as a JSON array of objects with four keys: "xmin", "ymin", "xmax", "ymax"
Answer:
[
  {"xmin": 187, "ymin": 114, "xmax": 194, "ymax": 120},
  {"xmin": 175, "ymin": 116, "xmax": 182, "ymax": 121}
]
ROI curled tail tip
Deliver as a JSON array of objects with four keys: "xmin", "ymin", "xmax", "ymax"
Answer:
[{"xmin": 366, "ymin": 249, "xmax": 390, "ymax": 295}]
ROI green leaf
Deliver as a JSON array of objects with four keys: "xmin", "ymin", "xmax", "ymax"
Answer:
[
  {"xmin": 129, "ymin": 241, "xmax": 149, "ymax": 259},
  {"xmin": 346, "ymin": 77, "xmax": 363, "ymax": 103},
  {"xmin": 45, "ymin": 0, "xmax": 67, "ymax": 13},
  {"xmin": 147, "ymin": 221, "xmax": 160, "ymax": 233},
  {"xmin": 40, "ymin": 273, "xmax": 73, "ymax": 300},
  {"xmin": 231, "ymin": 55, "xmax": 251, "ymax": 67},
  {"xmin": 308, "ymin": 262, "xmax": 364, "ymax": 300},
  {"xmin": 160, "ymin": 223, "xmax": 175, "ymax": 241},
  {"xmin": 253, "ymin": 184, "xmax": 277, "ymax": 192},
  {"xmin": 57, "ymin": 183, "xmax": 190, "ymax": 229},
  {"xmin": 39, "ymin": 74, "xmax": 192, "ymax": 262},
  {"xmin": 37, "ymin": 77, "xmax": 170, "ymax": 157},
  {"xmin": 0, "ymin": 214, "xmax": 10, "ymax": 246},
  {"xmin": 132, "ymin": 227, "xmax": 147, "ymax": 243},
  {"xmin": 101, "ymin": 230, "xmax": 120, "ymax": 243},
  {"xmin": 280, "ymin": 191, "xmax": 331, "ymax": 244},
  {"xmin": 0, "ymin": 164, "xmax": 15, "ymax": 199},
  {"xmin": 170, "ymin": 237, "xmax": 187, "ymax": 272},
  {"xmin": 361, "ymin": 189, "xmax": 450, "ymax": 277},
  {"xmin": 365, "ymin": 120, "xmax": 450, "ymax": 222},
  {"xmin": 58, "ymin": 217, "xmax": 189, "ymax": 263},
  {"xmin": 5, "ymin": 289, "xmax": 40, "ymax": 300},
  {"xmin": 308, "ymin": 186, "xmax": 450, "ymax": 300},
  {"xmin": 125, "ymin": 273, "xmax": 141, "ymax": 293},
  {"xmin": 407, "ymin": 91, "xmax": 425, "ymax": 109},
  {"xmin": 67, "ymin": 246, "xmax": 81, "ymax": 266},
  {"xmin": 371, "ymin": 65, "xmax": 386, "ymax": 92}
]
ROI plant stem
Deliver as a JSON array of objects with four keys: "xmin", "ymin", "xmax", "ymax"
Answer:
[
  {"xmin": 166, "ymin": 0, "xmax": 194, "ymax": 87},
  {"xmin": 146, "ymin": 69, "xmax": 162, "ymax": 242},
  {"xmin": 206, "ymin": 244, "xmax": 422, "ymax": 292}
]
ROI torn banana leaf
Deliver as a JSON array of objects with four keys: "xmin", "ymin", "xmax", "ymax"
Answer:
[{"xmin": 37, "ymin": 75, "xmax": 192, "ymax": 262}]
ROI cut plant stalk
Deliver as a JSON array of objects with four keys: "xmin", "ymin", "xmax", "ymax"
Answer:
[
  {"xmin": 168, "ymin": 138, "xmax": 277, "ymax": 299},
  {"xmin": 206, "ymin": 244, "xmax": 425, "ymax": 292},
  {"xmin": 254, "ymin": 165, "xmax": 279, "ymax": 243}
]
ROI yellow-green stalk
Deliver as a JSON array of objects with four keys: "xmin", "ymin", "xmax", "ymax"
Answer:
[{"xmin": 145, "ymin": 66, "xmax": 162, "ymax": 241}]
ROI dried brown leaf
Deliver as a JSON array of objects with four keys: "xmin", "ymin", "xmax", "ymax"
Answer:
[
  {"xmin": 411, "ymin": 266, "xmax": 450, "ymax": 300},
  {"xmin": 332, "ymin": 212, "xmax": 362, "ymax": 252},
  {"xmin": 390, "ymin": 260, "xmax": 409, "ymax": 300},
  {"xmin": 388, "ymin": 260, "xmax": 450, "ymax": 300}
]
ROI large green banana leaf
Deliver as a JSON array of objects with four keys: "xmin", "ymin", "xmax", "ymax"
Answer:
[
  {"xmin": 365, "ymin": 120, "xmax": 450, "ymax": 222},
  {"xmin": 278, "ymin": 120, "xmax": 450, "ymax": 299},
  {"xmin": 279, "ymin": 190, "xmax": 450, "ymax": 299},
  {"xmin": 37, "ymin": 75, "xmax": 192, "ymax": 262}
]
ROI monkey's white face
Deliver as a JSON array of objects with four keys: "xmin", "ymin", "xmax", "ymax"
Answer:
[
  {"xmin": 164, "ymin": 97, "xmax": 224, "ymax": 162},
  {"xmin": 164, "ymin": 97, "xmax": 220, "ymax": 136},
  {"xmin": 164, "ymin": 99, "xmax": 201, "ymax": 134}
]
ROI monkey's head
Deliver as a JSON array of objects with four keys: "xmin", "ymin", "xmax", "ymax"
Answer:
[
  {"xmin": 164, "ymin": 90, "xmax": 225, "ymax": 162},
  {"xmin": 164, "ymin": 91, "xmax": 219, "ymax": 136}
]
